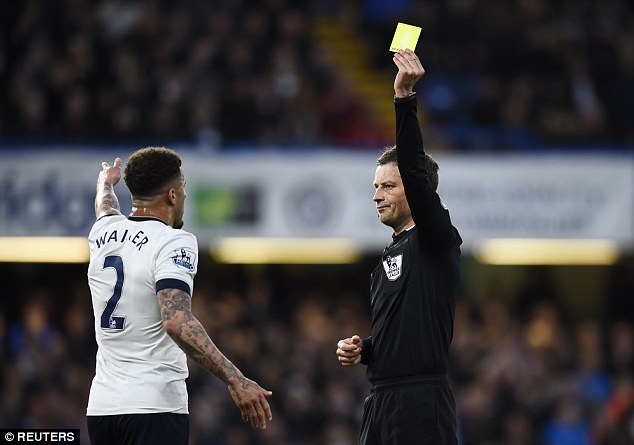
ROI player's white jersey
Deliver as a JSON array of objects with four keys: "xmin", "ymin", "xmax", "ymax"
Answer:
[{"xmin": 86, "ymin": 214, "xmax": 198, "ymax": 415}]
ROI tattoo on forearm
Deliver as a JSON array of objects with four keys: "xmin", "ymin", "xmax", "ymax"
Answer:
[
  {"xmin": 95, "ymin": 182, "xmax": 120, "ymax": 216},
  {"xmin": 157, "ymin": 288, "xmax": 240, "ymax": 383}
]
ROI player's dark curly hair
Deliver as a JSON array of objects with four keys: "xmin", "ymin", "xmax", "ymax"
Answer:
[
  {"xmin": 124, "ymin": 147, "xmax": 182, "ymax": 199},
  {"xmin": 377, "ymin": 145, "xmax": 439, "ymax": 191}
]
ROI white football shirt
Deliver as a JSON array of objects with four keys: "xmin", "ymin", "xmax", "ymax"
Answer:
[{"xmin": 86, "ymin": 215, "xmax": 198, "ymax": 415}]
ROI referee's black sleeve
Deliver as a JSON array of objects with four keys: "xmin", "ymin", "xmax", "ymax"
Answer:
[{"xmin": 395, "ymin": 94, "xmax": 461, "ymax": 249}]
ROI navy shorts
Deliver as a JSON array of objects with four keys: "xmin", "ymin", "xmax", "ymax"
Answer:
[
  {"xmin": 87, "ymin": 412, "xmax": 189, "ymax": 445},
  {"xmin": 359, "ymin": 375, "xmax": 457, "ymax": 445}
]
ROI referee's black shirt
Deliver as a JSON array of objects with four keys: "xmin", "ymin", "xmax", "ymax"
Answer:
[{"xmin": 361, "ymin": 94, "xmax": 462, "ymax": 382}]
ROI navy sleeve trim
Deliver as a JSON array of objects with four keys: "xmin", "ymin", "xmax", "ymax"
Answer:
[{"xmin": 156, "ymin": 278, "xmax": 191, "ymax": 296}]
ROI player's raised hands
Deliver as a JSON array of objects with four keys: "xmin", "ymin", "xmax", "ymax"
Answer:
[
  {"xmin": 393, "ymin": 49, "xmax": 425, "ymax": 98},
  {"xmin": 98, "ymin": 157, "xmax": 122, "ymax": 187},
  {"xmin": 95, "ymin": 157, "xmax": 122, "ymax": 218}
]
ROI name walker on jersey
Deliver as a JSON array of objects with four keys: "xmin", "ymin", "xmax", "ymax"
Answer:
[{"xmin": 95, "ymin": 229, "xmax": 149, "ymax": 251}]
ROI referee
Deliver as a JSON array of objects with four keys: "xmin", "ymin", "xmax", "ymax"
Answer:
[{"xmin": 336, "ymin": 49, "xmax": 462, "ymax": 445}]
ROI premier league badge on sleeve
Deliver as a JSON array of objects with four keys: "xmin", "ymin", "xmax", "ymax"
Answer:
[
  {"xmin": 172, "ymin": 248, "xmax": 196, "ymax": 271},
  {"xmin": 382, "ymin": 254, "xmax": 403, "ymax": 281}
]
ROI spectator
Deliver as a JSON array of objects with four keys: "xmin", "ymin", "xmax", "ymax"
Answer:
[
  {"xmin": 2, "ymin": 0, "xmax": 633, "ymax": 149},
  {"xmin": 1, "ymin": 260, "xmax": 634, "ymax": 444}
]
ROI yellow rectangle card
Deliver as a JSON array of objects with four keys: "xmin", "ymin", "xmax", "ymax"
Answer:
[{"xmin": 389, "ymin": 22, "xmax": 422, "ymax": 52}]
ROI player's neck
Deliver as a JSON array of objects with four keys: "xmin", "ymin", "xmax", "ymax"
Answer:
[{"xmin": 130, "ymin": 202, "xmax": 171, "ymax": 226}]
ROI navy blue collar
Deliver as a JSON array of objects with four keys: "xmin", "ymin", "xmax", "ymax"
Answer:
[{"xmin": 127, "ymin": 215, "xmax": 167, "ymax": 225}]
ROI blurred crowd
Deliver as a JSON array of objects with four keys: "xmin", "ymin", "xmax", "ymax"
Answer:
[
  {"xmin": 0, "ymin": 0, "xmax": 384, "ymax": 148},
  {"xmin": 355, "ymin": 0, "xmax": 634, "ymax": 150},
  {"xmin": 0, "ymin": 261, "xmax": 633, "ymax": 445},
  {"xmin": 1, "ymin": 0, "xmax": 633, "ymax": 150}
]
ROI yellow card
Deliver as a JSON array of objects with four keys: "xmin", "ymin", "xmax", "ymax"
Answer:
[{"xmin": 389, "ymin": 22, "xmax": 422, "ymax": 52}]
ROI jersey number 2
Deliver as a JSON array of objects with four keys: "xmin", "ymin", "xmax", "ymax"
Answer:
[{"xmin": 101, "ymin": 255, "xmax": 126, "ymax": 330}]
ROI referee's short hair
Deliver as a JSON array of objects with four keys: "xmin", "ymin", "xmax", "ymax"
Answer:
[{"xmin": 377, "ymin": 145, "xmax": 439, "ymax": 191}]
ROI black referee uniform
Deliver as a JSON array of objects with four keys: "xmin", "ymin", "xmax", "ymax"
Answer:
[{"xmin": 359, "ymin": 94, "xmax": 462, "ymax": 445}]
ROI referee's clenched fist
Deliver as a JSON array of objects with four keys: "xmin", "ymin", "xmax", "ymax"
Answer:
[{"xmin": 336, "ymin": 335, "xmax": 362, "ymax": 366}]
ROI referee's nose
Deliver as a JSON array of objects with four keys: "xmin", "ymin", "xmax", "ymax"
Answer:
[{"xmin": 373, "ymin": 187, "xmax": 384, "ymax": 203}]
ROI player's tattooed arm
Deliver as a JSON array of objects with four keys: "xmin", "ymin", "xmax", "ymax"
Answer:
[
  {"xmin": 95, "ymin": 158, "xmax": 122, "ymax": 218},
  {"xmin": 157, "ymin": 288, "xmax": 242, "ymax": 383},
  {"xmin": 158, "ymin": 287, "xmax": 274, "ymax": 429},
  {"xmin": 95, "ymin": 181, "xmax": 121, "ymax": 218}
]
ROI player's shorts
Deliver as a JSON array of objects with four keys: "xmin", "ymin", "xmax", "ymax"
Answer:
[
  {"xmin": 359, "ymin": 375, "xmax": 457, "ymax": 445},
  {"xmin": 87, "ymin": 412, "xmax": 188, "ymax": 445}
]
